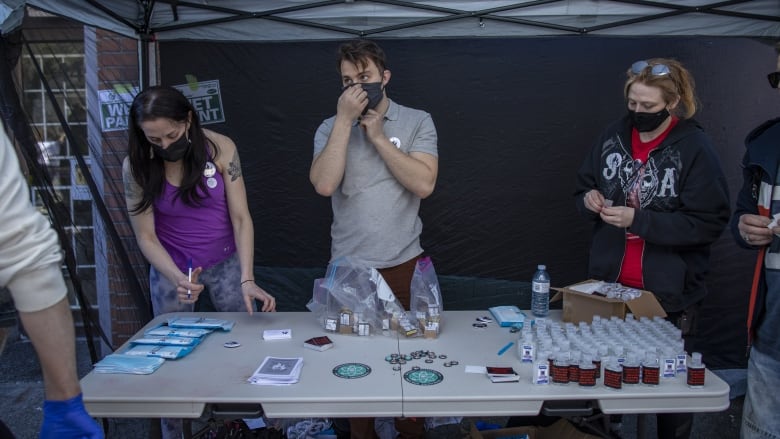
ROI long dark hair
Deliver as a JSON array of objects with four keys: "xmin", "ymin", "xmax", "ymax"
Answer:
[{"xmin": 127, "ymin": 85, "xmax": 218, "ymax": 213}]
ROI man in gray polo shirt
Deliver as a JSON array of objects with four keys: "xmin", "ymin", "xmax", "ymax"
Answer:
[{"xmin": 310, "ymin": 39, "xmax": 439, "ymax": 439}]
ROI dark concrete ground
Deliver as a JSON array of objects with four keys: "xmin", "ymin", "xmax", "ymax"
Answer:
[{"xmin": 0, "ymin": 324, "xmax": 744, "ymax": 439}]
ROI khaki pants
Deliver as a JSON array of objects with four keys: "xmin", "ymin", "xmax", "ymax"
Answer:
[{"xmin": 349, "ymin": 255, "xmax": 425, "ymax": 439}]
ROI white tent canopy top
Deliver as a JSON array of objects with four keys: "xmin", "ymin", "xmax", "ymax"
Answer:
[{"xmin": 2, "ymin": 0, "xmax": 780, "ymax": 41}]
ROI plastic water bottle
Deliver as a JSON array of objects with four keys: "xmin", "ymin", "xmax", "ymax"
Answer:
[{"xmin": 531, "ymin": 264, "xmax": 550, "ymax": 317}]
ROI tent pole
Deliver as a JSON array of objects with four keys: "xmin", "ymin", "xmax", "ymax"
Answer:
[{"xmin": 139, "ymin": 35, "xmax": 149, "ymax": 90}]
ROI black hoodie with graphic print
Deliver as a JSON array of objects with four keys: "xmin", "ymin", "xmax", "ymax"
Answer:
[{"xmin": 575, "ymin": 115, "xmax": 731, "ymax": 313}]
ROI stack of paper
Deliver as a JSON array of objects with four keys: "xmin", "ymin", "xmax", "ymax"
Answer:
[
  {"xmin": 262, "ymin": 329, "xmax": 292, "ymax": 340},
  {"xmin": 93, "ymin": 353, "xmax": 166, "ymax": 374},
  {"xmin": 248, "ymin": 357, "xmax": 303, "ymax": 385}
]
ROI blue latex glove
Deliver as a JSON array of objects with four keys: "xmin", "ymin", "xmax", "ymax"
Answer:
[{"xmin": 40, "ymin": 393, "xmax": 103, "ymax": 439}]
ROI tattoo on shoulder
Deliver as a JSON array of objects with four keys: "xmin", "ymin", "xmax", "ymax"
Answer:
[
  {"xmin": 228, "ymin": 150, "xmax": 242, "ymax": 182},
  {"xmin": 122, "ymin": 167, "xmax": 141, "ymax": 200}
]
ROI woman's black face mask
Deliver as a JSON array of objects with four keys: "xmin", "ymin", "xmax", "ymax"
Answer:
[
  {"xmin": 628, "ymin": 108, "xmax": 670, "ymax": 133},
  {"xmin": 152, "ymin": 134, "xmax": 191, "ymax": 162}
]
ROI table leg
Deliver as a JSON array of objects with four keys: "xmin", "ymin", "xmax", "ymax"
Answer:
[{"xmin": 637, "ymin": 413, "xmax": 648, "ymax": 439}]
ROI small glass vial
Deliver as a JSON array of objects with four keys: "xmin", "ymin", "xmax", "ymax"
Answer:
[
  {"xmin": 532, "ymin": 359, "xmax": 550, "ymax": 385},
  {"xmin": 547, "ymin": 349, "xmax": 558, "ymax": 371},
  {"xmin": 613, "ymin": 344, "xmax": 626, "ymax": 367},
  {"xmin": 675, "ymin": 341, "xmax": 688, "ymax": 374},
  {"xmin": 687, "ymin": 352, "xmax": 706, "ymax": 388},
  {"xmin": 551, "ymin": 354, "xmax": 570, "ymax": 385},
  {"xmin": 662, "ymin": 348, "xmax": 677, "ymax": 378},
  {"xmin": 641, "ymin": 355, "xmax": 660, "ymax": 386},
  {"xmin": 568, "ymin": 351, "xmax": 581, "ymax": 383},
  {"xmin": 538, "ymin": 350, "xmax": 551, "ymax": 373},
  {"xmin": 603, "ymin": 360, "xmax": 623, "ymax": 390},
  {"xmin": 520, "ymin": 334, "xmax": 536, "ymax": 363},
  {"xmin": 621, "ymin": 354, "xmax": 641, "ymax": 385},
  {"xmin": 578, "ymin": 355, "xmax": 597, "ymax": 387},
  {"xmin": 595, "ymin": 345, "xmax": 608, "ymax": 379}
]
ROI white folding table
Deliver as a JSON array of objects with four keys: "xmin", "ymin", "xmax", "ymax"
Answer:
[{"xmin": 81, "ymin": 310, "xmax": 729, "ymax": 424}]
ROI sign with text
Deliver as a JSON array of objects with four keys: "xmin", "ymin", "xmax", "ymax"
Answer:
[
  {"xmin": 98, "ymin": 87, "xmax": 138, "ymax": 132},
  {"xmin": 173, "ymin": 80, "xmax": 225, "ymax": 125}
]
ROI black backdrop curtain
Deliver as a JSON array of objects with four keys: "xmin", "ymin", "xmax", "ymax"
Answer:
[{"xmin": 159, "ymin": 36, "xmax": 777, "ymax": 369}]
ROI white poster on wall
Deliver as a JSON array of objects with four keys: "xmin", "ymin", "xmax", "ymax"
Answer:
[
  {"xmin": 173, "ymin": 79, "xmax": 225, "ymax": 125},
  {"xmin": 98, "ymin": 86, "xmax": 138, "ymax": 132}
]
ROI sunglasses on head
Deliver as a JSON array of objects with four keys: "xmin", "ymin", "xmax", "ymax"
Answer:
[
  {"xmin": 768, "ymin": 72, "xmax": 780, "ymax": 89},
  {"xmin": 631, "ymin": 60, "xmax": 671, "ymax": 77}
]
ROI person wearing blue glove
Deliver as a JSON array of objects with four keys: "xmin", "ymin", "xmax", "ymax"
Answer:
[{"xmin": 0, "ymin": 120, "xmax": 103, "ymax": 439}]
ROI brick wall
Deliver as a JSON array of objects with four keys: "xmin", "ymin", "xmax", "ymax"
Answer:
[{"xmin": 88, "ymin": 27, "xmax": 149, "ymax": 352}]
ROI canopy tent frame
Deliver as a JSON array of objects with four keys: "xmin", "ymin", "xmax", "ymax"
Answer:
[{"xmin": 6, "ymin": 0, "xmax": 780, "ymax": 44}]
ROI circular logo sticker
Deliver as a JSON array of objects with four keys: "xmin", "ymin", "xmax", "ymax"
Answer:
[
  {"xmin": 403, "ymin": 368, "xmax": 444, "ymax": 386},
  {"xmin": 332, "ymin": 363, "xmax": 371, "ymax": 379},
  {"xmin": 203, "ymin": 161, "xmax": 217, "ymax": 178}
]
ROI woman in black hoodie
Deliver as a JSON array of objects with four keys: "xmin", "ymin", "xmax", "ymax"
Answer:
[{"xmin": 574, "ymin": 58, "xmax": 731, "ymax": 439}]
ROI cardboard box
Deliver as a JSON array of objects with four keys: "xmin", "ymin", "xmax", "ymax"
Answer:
[
  {"xmin": 537, "ymin": 419, "xmax": 602, "ymax": 439},
  {"xmin": 551, "ymin": 279, "xmax": 666, "ymax": 323},
  {"xmin": 469, "ymin": 424, "xmax": 537, "ymax": 439},
  {"xmin": 469, "ymin": 420, "xmax": 603, "ymax": 439}
]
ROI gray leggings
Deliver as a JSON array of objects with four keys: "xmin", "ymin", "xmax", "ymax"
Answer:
[
  {"xmin": 150, "ymin": 252, "xmax": 250, "ymax": 439},
  {"xmin": 149, "ymin": 252, "xmax": 251, "ymax": 316}
]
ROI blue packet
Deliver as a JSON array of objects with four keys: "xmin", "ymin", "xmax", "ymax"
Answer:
[
  {"xmin": 130, "ymin": 335, "xmax": 202, "ymax": 347},
  {"xmin": 144, "ymin": 326, "xmax": 213, "ymax": 338},
  {"xmin": 93, "ymin": 353, "xmax": 165, "ymax": 374},
  {"xmin": 167, "ymin": 316, "xmax": 235, "ymax": 331},
  {"xmin": 123, "ymin": 344, "xmax": 195, "ymax": 360}
]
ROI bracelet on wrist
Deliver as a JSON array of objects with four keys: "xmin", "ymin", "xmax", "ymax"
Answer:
[{"xmin": 241, "ymin": 279, "xmax": 254, "ymax": 286}]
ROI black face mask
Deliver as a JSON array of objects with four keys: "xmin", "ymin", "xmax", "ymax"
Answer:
[
  {"xmin": 628, "ymin": 108, "xmax": 670, "ymax": 133},
  {"xmin": 151, "ymin": 134, "xmax": 191, "ymax": 162},
  {"xmin": 359, "ymin": 82, "xmax": 384, "ymax": 115}
]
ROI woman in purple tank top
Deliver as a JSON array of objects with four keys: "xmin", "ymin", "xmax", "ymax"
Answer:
[
  {"xmin": 123, "ymin": 86, "xmax": 276, "ymax": 438},
  {"xmin": 123, "ymin": 85, "xmax": 275, "ymax": 316}
]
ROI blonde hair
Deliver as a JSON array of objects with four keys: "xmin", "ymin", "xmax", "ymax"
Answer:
[{"xmin": 624, "ymin": 58, "xmax": 698, "ymax": 119}]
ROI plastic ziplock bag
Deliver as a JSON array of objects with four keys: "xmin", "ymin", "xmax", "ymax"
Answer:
[
  {"xmin": 307, "ymin": 257, "xmax": 406, "ymax": 336},
  {"xmin": 409, "ymin": 256, "xmax": 443, "ymax": 337}
]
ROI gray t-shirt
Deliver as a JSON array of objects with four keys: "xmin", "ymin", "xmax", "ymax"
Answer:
[{"xmin": 313, "ymin": 100, "xmax": 438, "ymax": 268}]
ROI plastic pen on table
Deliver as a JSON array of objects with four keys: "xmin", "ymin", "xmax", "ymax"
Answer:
[
  {"xmin": 497, "ymin": 341, "xmax": 514, "ymax": 356},
  {"xmin": 187, "ymin": 258, "xmax": 192, "ymax": 299}
]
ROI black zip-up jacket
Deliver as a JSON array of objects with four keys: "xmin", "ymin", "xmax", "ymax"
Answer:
[
  {"xmin": 729, "ymin": 117, "xmax": 780, "ymax": 350},
  {"xmin": 575, "ymin": 116, "xmax": 731, "ymax": 313}
]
